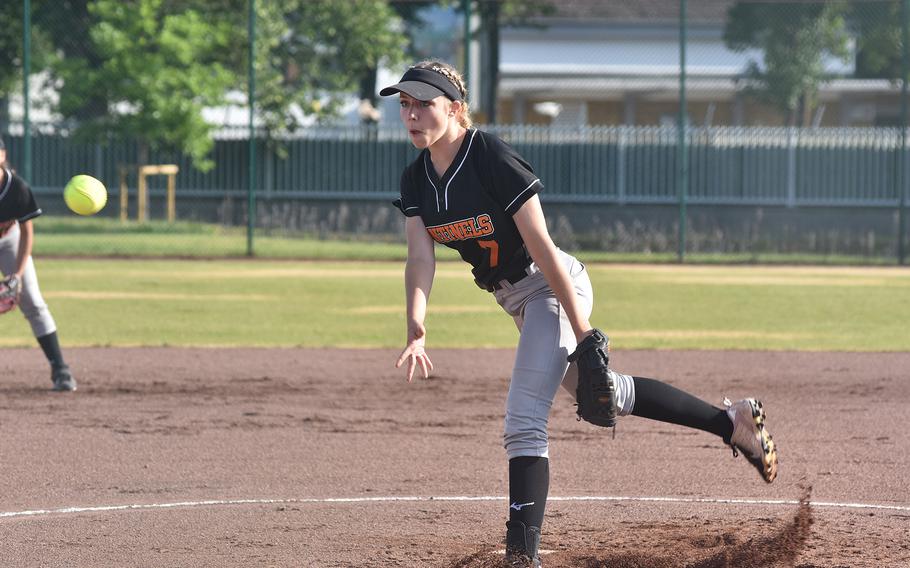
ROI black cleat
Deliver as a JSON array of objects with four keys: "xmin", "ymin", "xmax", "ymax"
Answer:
[
  {"xmin": 51, "ymin": 364, "xmax": 77, "ymax": 392},
  {"xmin": 505, "ymin": 520, "xmax": 542, "ymax": 567}
]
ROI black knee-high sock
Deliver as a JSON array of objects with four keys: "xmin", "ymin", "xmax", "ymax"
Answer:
[
  {"xmin": 631, "ymin": 377, "xmax": 733, "ymax": 443},
  {"xmin": 37, "ymin": 332, "xmax": 66, "ymax": 368},
  {"xmin": 509, "ymin": 456, "xmax": 548, "ymax": 530}
]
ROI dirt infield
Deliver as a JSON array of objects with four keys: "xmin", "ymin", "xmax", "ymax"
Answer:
[{"xmin": 1, "ymin": 348, "xmax": 908, "ymax": 567}]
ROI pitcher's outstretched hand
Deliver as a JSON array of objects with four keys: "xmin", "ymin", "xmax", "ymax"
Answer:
[{"xmin": 396, "ymin": 321, "xmax": 434, "ymax": 382}]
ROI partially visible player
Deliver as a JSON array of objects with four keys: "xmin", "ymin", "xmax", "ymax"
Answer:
[
  {"xmin": 0, "ymin": 135, "xmax": 76, "ymax": 392},
  {"xmin": 382, "ymin": 62, "xmax": 777, "ymax": 567}
]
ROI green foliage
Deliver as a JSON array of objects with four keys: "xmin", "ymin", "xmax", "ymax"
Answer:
[
  {"xmin": 851, "ymin": 1, "xmax": 903, "ymax": 80},
  {"xmin": 0, "ymin": 1, "xmax": 56, "ymax": 99},
  {"xmin": 252, "ymin": 0, "xmax": 407, "ymax": 137},
  {"xmin": 497, "ymin": 0, "xmax": 557, "ymax": 23},
  {"xmin": 724, "ymin": 1, "xmax": 852, "ymax": 126},
  {"xmin": 11, "ymin": 0, "xmax": 407, "ymax": 167},
  {"xmin": 0, "ymin": 3, "xmax": 25, "ymax": 97},
  {"xmin": 51, "ymin": 0, "xmax": 235, "ymax": 169}
]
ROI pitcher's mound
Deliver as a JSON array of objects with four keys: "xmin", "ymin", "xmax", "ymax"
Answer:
[{"xmin": 448, "ymin": 491, "xmax": 813, "ymax": 568}]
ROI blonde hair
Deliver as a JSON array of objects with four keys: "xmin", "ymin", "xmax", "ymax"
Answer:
[{"xmin": 412, "ymin": 60, "xmax": 473, "ymax": 129}]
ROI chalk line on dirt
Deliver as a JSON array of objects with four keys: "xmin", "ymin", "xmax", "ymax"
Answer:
[{"xmin": 3, "ymin": 494, "xmax": 909, "ymax": 520}]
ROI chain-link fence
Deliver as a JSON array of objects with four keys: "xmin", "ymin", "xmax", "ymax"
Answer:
[{"xmin": 3, "ymin": 0, "xmax": 909, "ymax": 262}]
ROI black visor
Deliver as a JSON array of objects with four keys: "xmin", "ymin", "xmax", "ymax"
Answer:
[{"xmin": 380, "ymin": 67, "xmax": 462, "ymax": 102}]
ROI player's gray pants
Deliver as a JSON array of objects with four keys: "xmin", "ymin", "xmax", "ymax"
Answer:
[
  {"xmin": 494, "ymin": 250, "xmax": 634, "ymax": 459},
  {"xmin": 0, "ymin": 223, "xmax": 57, "ymax": 338}
]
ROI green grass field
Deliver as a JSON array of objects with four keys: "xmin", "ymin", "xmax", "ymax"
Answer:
[{"xmin": 3, "ymin": 257, "xmax": 908, "ymax": 351}]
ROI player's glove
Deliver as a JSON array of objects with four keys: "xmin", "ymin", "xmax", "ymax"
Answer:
[
  {"xmin": 567, "ymin": 328, "xmax": 617, "ymax": 428},
  {"xmin": 0, "ymin": 274, "xmax": 21, "ymax": 314}
]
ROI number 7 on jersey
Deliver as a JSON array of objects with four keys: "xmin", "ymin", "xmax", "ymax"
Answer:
[{"xmin": 477, "ymin": 239, "xmax": 499, "ymax": 268}]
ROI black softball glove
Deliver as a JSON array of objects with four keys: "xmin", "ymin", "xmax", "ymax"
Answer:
[{"xmin": 567, "ymin": 329, "xmax": 617, "ymax": 428}]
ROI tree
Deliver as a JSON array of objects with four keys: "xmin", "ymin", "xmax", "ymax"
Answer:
[
  {"xmin": 850, "ymin": 1, "xmax": 903, "ymax": 81},
  {"xmin": 45, "ymin": 0, "xmax": 236, "ymax": 169},
  {"xmin": 251, "ymin": 0, "xmax": 407, "ymax": 135},
  {"xmin": 1, "ymin": 1, "xmax": 57, "ymax": 129},
  {"xmin": 357, "ymin": 0, "xmax": 435, "ymax": 121},
  {"xmin": 724, "ymin": 1, "xmax": 851, "ymax": 127},
  {"xmin": 474, "ymin": 0, "xmax": 556, "ymax": 123},
  {"xmin": 356, "ymin": 1, "xmax": 557, "ymax": 125},
  {"xmin": 0, "ymin": 3, "xmax": 25, "ymax": 129},
  {"xmin": 0, "ymin": 3, "xmax": 25, "ymax": 100},
  {"xmin": 23, "ymin": 0, "xmax": 407, "ymax": 168}
]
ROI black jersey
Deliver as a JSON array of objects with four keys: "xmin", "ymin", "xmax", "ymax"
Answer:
[
  {"xmin": 0, "ymin": 168, "xmax": 42, "ymax": 225},
  {"xmin": 394, "ymin": 129, "xmax": 542, "ymax": 290}
]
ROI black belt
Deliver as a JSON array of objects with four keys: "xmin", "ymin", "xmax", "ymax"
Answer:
[{"xmin": 475, "ymin": 265, "xmax": 532, "ymax": 292}]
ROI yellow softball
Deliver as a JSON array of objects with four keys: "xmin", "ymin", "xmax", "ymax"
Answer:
[{"xmin": 64, "ymin": 174, "xmax": 108, "ymax": 216}]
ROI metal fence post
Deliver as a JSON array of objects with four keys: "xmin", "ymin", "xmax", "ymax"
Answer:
[
  {"xmin": 787, "ymin": 128, "xmax": 798, "ymax": 208},
  {"xmin": 463, "ymin": 0, "xmax": 472, "ymax": 96},
  {"xmin": 23, "ymin": 0, "xmax": 32, "ymax": 183},
  {"xmin": 900, "ymin": 0, "xmax": 909, "ymax": 265},
  {"xmin": 677, "ymin": 0, "xmax": 688, "ymax": 263},
  {"xmin": 617, "ymin": 127, "xmax": 627, "ymax": 205},
  {"xmin": 247, "ymin": 0, "xmax": 257, "ymax": 257}
]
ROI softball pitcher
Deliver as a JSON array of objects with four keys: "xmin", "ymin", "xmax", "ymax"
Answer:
[
  {"xmin": 0, "ymin": 135, "xmax": 76, "ymax": 392},
  {"xmin": 382, "ymin": 62, "xmax": 777, "ymax": 567}
]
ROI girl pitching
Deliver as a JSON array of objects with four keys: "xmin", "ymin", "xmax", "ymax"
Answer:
[{"xmin": 382, "ymin": 62, "xmax": 777, "ymax": 567}]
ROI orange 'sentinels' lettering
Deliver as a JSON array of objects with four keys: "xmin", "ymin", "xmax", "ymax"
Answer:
[{"xmin": 426, "ymin": 214, "xmax": 494, "ymax": 243}]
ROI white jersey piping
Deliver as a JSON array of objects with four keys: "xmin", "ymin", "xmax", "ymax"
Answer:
[
  {"xmin": 443, "ymin": 129, "xmax": 478, "ymax": 211},
  {"xmin": 0, "ymin": 168, "xmax": 12, "ymax": 202},
  {"xmin": 423, "ymin": 156, "xmax": 440, "ymax": 213},
  {"xmin": 505, "ymin": 179, "xmax": 540, "ymax": 212}
]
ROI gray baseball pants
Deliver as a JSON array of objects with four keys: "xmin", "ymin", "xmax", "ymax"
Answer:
[
  {"xmin": 494, "ymin": 249, "xmax": 634, "ymax": 460},
  {"xmin": 0, "ymin": 222, "xmax": 57, "ymax": 338}
]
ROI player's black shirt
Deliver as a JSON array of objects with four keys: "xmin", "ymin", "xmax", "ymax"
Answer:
[
  {"xmin": 394, "ymin": 129, "xmax": 541, "ymax": 290},
  {"xmin": 0, "ymin": 168, "xmax": 42, "ymax": 224}
]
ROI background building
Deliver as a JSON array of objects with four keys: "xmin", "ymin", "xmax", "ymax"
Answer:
[{"xmin": 495, "ymin": 1, "xmax": 902, "ymax": 127}]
